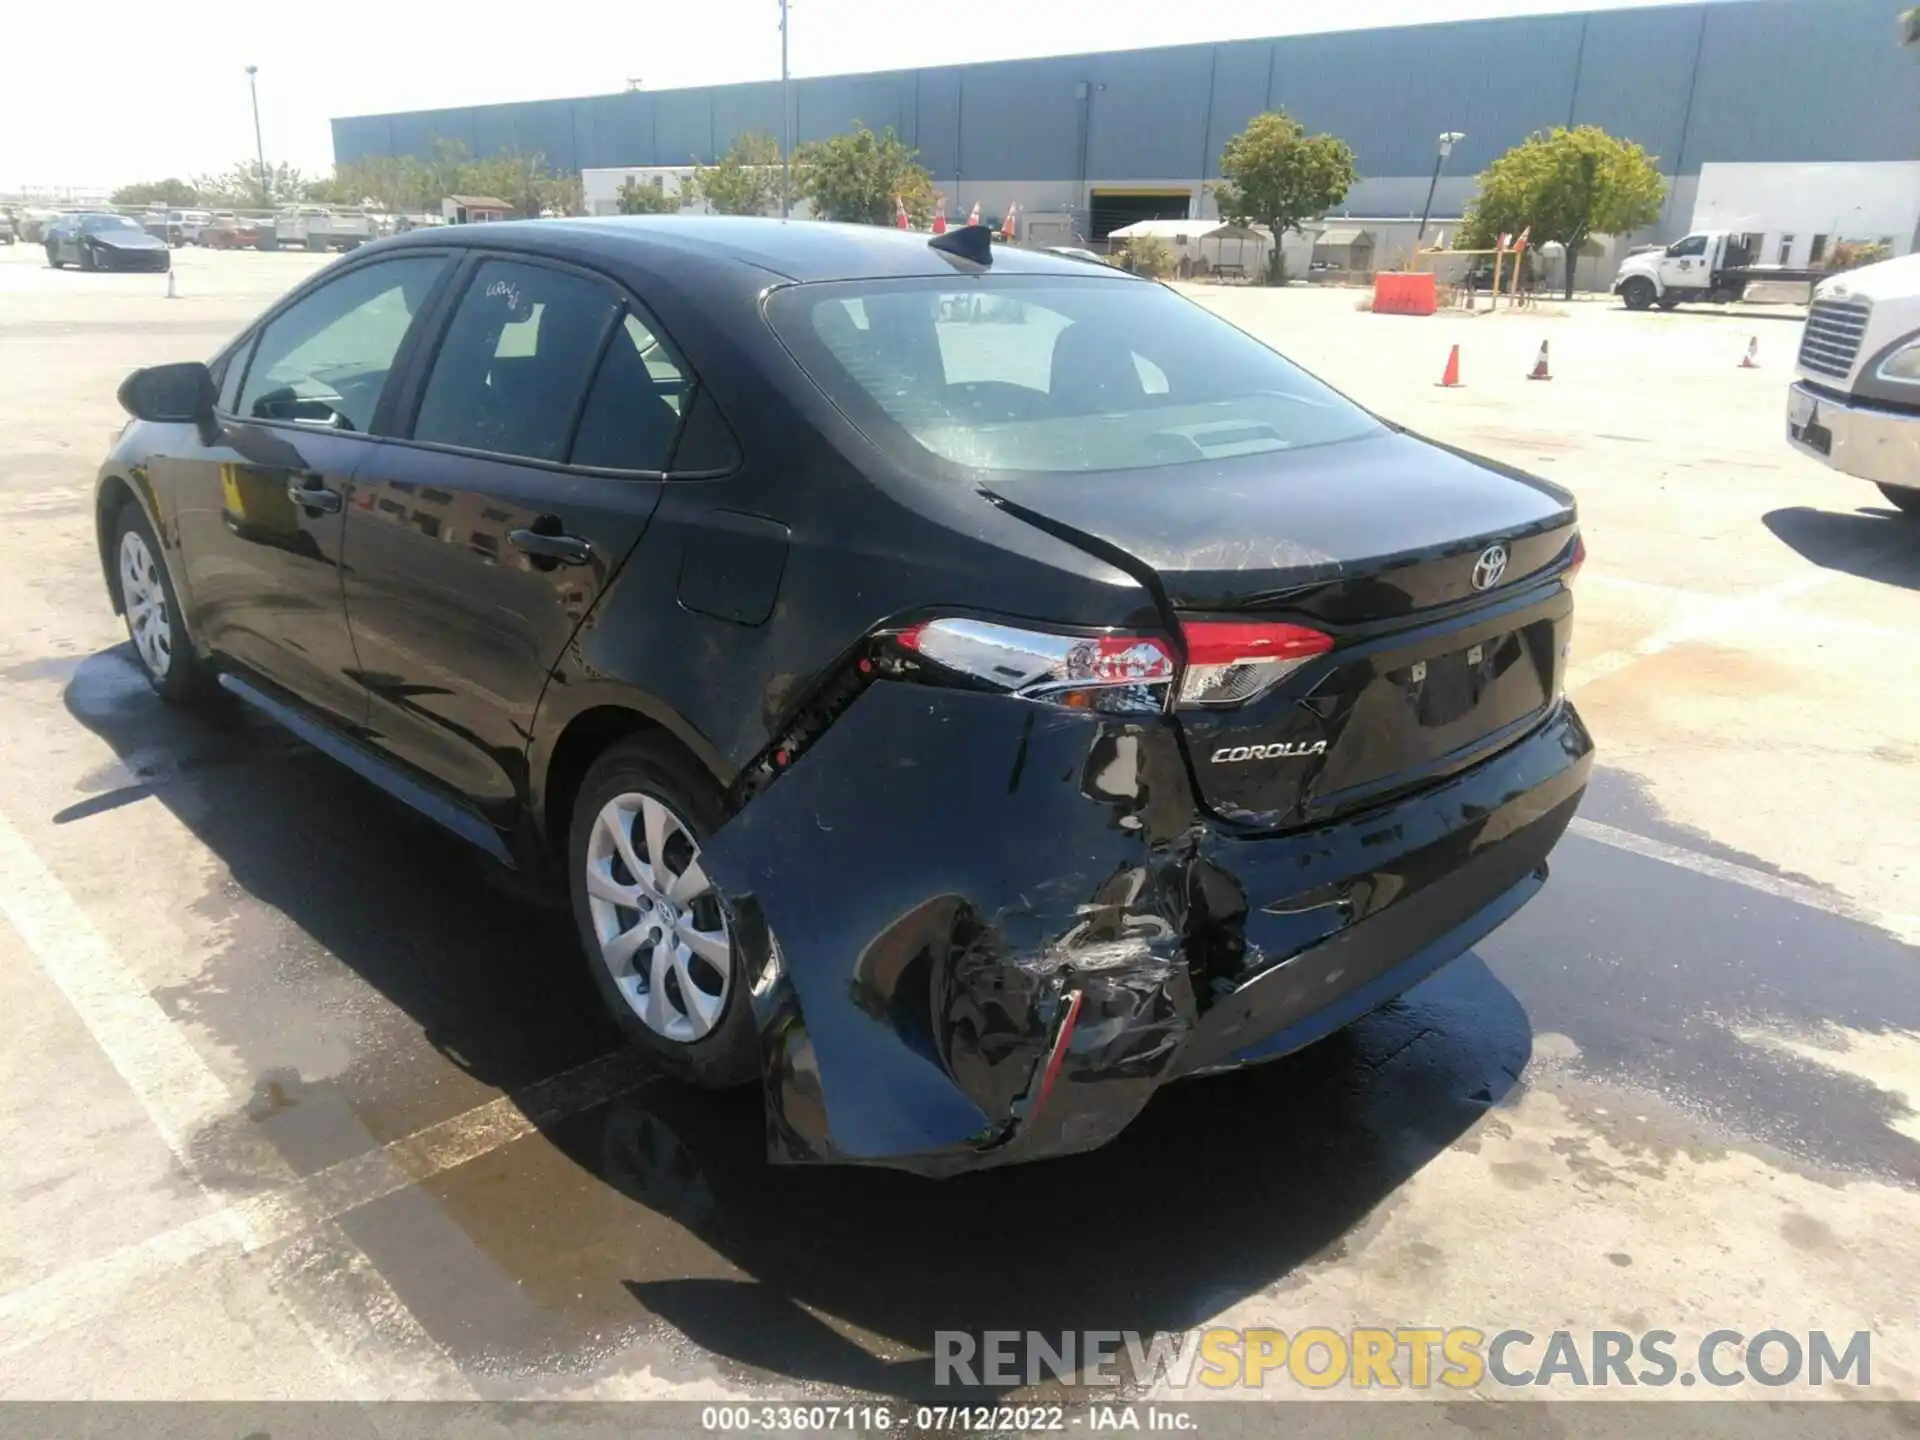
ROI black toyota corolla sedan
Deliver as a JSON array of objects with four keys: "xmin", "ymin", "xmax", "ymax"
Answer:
[
  {"xmin": 95, "ymin": 216, "xmax": 1592, "ymax": 1175},
  {"xmin": 48, "ymin": 212, "xmax": 172, "ymax": 271}
]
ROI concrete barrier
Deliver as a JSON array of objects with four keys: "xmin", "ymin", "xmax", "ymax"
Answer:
[{"xmin": 1372, "ymin": 272, "xmax": 1438, "ymax": 316}]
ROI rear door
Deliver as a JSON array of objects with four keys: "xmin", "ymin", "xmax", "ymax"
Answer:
[{"xmin": 342, "ymin": 254, "xmax": 687, "ymax": 819}]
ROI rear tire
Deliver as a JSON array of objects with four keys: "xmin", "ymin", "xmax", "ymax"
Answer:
[
  {"xmin": 1621, "ymin": 277, "xmax": 1655, "ymax": 311},
  {"xmin": 1879, "ymin": 484, "xmax": 1920, "ymax": 517},
  {"xmin": 567, "ymin": 735, "xmax": 758, "ymax": 1088},
  {"xmin": 112, "ymin": 503, "xmax": 218, "ymax": 706}
]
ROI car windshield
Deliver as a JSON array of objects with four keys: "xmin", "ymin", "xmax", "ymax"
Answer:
[
  {"xmin": 81, "ymin": 215, "xmax": 141, "ymax": 233},
  {"xmin": 766, "ymin": 275, "xmax": 1380, "ymax": 475}
]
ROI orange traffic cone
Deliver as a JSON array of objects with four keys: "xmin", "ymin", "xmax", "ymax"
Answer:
[
  {"xmin": 1436, "ymin": 344, "xmax": 1462, "ymax": 388},
  {"xmin": 1739, "ymin": 336, "xmax": 1759, "ymax": 369},
  {"xmin": 1527, "ymin": 340, "xmax": 1552, "ymax": 381}
]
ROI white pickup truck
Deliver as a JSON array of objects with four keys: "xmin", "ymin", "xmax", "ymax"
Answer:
[
  {"xmin": 1786, "ymin": 252, "xmax": 1920, "ymax": 517},
  {"xmin": 269, "ymin": 207, "xmax": 373, "ymax": 252},
  {"xmin": 1613, "ymin": 229, "xmax": 1825, "ymax": 311}
]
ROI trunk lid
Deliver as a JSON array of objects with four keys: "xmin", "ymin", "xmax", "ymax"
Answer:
[{"xmin": 983, "ymin": 430, "xmax": 1579, "ymax": 829}]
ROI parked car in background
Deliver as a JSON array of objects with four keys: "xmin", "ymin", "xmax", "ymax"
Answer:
[
  {"xmin": 93, "ymin": 217, "xmax": 1590, "ymax": 1175},
  {"xmin": 46, "ymin": 212, "xmax": 171, "ymax": 272},
  {"xmin": 1043, "ymin": 245, "xmax": 1112, "ymax": 266},
  {"xmin": 0, "ymin": 212, "xmax": 15, "ymax": 245},
  {"xmin": 167, "ymin": 210, "xmax": 215, "ymax": 246},
  {"xmin": 203, "ymin": 216, "xmax": 267, "ymax": 250}
]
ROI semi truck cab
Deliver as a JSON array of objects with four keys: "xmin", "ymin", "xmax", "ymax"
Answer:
[{"xmin": 1786, "ymin": 252, "xmax": 1920, "ymax": 517}]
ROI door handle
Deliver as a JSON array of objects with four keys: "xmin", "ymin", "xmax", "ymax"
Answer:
[
  {"xmin": 287, "ymin": 479, "xmax": 343, "ymax": 514},
  {"xmin": 509, "ymin": 527, "xmax": 592, "ymax": 567}
]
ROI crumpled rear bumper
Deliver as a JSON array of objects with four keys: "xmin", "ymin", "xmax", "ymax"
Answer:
[{"xmin": 703, "ymin": 683, "xmax": 1592, "ymax": 1177}]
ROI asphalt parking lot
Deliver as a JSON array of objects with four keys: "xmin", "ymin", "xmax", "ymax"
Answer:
[{"xmin": 1, "ymin": 239, "xmax": 1916, "ymax": 1411}]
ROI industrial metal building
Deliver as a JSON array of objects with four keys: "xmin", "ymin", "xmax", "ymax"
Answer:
[{"xmin": 332, "ymin": 0, "xmax": 1917, "ymax": 265}]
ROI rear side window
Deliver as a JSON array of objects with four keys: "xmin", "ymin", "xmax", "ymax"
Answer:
[
  {"xmin": 765, "ymin": 277, "xmax": 1379, "ymax": 475},
  {"xmin": 413, "ymin": 260, "xmax": 621, "ymax": 463},
  {"xmin": 568, "ymin": 312, "xmax": 689, "ymax": 471},
  {"xmin": 237, "ymin": 257, "xmax": 447, "ymax": 432}
]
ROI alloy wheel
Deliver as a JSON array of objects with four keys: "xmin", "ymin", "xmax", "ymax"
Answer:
[
  {"xmin": 118, "ymin": 530, "xmax": 172, "ymax": 681},
  {"xmin": 584, "ymin": 791, "xmax": 733, "ymax": 1043}
]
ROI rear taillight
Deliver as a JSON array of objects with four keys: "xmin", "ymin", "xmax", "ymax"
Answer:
[
  {"xmin": 1177, "ymin": 619, "xmax": 1333, "ymax": 708},
  {"xmin": 883, "ymin": 615, "xmax": 1333, "ymax": 716},
  {"xmin": 1566, "ymin": 532, "xmax": 1586, "ymax": 585},
  {"xmin": 893, "ymin": 618, "xmax": 1176, "ymax": 715}
]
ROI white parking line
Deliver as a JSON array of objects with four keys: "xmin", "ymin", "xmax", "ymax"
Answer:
[
  {"xmin": 0, "ymin": 1046, "xmax": 648, "ymax": 1358},
  {"xmin": 0, "ymin": 805, "xmax": 477, "ymax": 1399},
  {"xmin": 1568, "ymin": 817, "xmax": 1920, "ymax": 942}
]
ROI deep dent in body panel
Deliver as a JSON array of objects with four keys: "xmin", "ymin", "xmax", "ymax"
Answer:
[{"xmin": 703, "ymin": 681, "xmax": 1592, "ymax": 1177}]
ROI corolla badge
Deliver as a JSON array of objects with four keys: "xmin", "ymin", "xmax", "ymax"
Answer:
[
  {"xmin": 1471, "ymin": 543, "xmax": 1510, "ymax": 591},
  {"xmin": 1211, "ymin": 741, "xmax": 1327, "ymax": 764}
]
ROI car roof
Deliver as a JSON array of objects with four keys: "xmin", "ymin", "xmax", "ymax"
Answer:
[{"xmin": 380, "ymin": 215, "xmax": 1143, "ymax": 286}]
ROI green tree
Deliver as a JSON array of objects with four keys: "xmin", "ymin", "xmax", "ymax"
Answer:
[
  {"xmin": 1460, "ymin": 126, "xmax": 1666, "ymax": 299},
  {"xmin": 1111, "ymin": 236, "xmax": 1177, "ymax": 278},
  {"xmin": 191, "ymin": 160, "xmax": 314, "ymax": 208},
  {"xmin": 110, "ymin": 178, "xmax": 201, "ymax": 207},
  {"xmin": 330, "ymin": 155, "xmax": 436, "ymax": 213},
  {"xmin": 689, "ymin": 131, "xmax": 784, "ymax": 216},
  {"xmin": 793, "ymin": 123, "xmax": 934, "ymax": 227},
  {"xmin": 1211, "ymin": 111, "xmax": 1357, "ymax": 284},
  {"xmin": 616, "ymin": 175, "xmax": 681, "ymax": 215},
  {"xmin": 459, "ymin": 148, "xmax": 580, "ymax": 218}
]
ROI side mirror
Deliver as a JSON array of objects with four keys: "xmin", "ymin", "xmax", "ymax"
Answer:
[{"xmin": 117, "ymin": 362, "xmax": 215, "ymax": 424}]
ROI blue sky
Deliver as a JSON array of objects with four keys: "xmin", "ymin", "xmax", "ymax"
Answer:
[{"xmin": 3, "ymin": 0, "xmax": 1738, "ymax": 190}]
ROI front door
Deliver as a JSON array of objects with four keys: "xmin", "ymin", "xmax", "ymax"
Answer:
[
  {"xmin": 170, "ymin": 254, "xmax": 452, "ymax": 723},
  {"xmin": 1658, "ymin": 233, "xmax": 1709, "ymax": 290},
  {"xmin": 342, "ymin": 256, "xmax": 686, "ymax": 818}
]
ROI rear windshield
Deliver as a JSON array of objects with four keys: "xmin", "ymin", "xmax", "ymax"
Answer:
[{"xmin": 765, "ymin": 275, "xmax": 1380, "ymax": 475}]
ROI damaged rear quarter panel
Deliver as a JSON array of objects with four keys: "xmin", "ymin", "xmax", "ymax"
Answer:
[{"xmin": 701, "ymin": 682, "xmax": 1208, "ymax": 1173}]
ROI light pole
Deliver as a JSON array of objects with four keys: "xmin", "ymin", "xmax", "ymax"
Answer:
[
  {"xmin": 1416, "ymin": 130, "xmax": 1464, "ymax": 243},
  {"xmin": 779, "ymin": 0, "xmax": 792, "ymax": 217},
  {"xmin": 245, "ymin": 65, "xmax": 269, "ymax": 209}
]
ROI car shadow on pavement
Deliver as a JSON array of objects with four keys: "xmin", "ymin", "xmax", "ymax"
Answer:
[
  {"xmin": 63, "ymin": 644, "xmax": 1534, "ymax": 1400},
  {"xmin": 1762, "ymin": 505, "xmax": 1920, "ymax": 590}
]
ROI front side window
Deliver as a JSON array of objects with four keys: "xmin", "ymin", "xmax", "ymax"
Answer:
[
  {"xmin": 235, "ymin": 256, "xmax": 448, "ymax": 432},
  {"xmin": 1668, "ymin": 235, "xmax": 1707, "ymax": 258},
  {"xmin": 412, "ymin": 260, "xmax": 622, "ymax": 463},
  {"xmin": 766, "ymin": 276, "xmax": 1379, "ymax": 475}
]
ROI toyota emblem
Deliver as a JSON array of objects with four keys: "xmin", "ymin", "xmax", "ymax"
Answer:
[{"xmin": 1471, "ymin": 543, "xmax": 1509, "ymax": 591}]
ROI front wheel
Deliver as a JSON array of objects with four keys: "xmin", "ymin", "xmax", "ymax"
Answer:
[
  {"xmin": 1621, "ymin": 277, "xmax": 1656, "ymax": 311},
  {"xmin": 1879, "ymin": 484, "xmax": 1920, "ymax": 517},
  {"xmin": 45, "ymin": 245, "xmax": 62, "ymax": 269},
  {"xmin": 113, "ymin": 504, "xmax": 217, "ymax": 705},
  {"xmin": 78, "ymin": 244, "xmax": 96, "ymax": 272},
  {"xmin": 567, "ymin": 736, "xmax": 759, "ymax": 1088}
]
